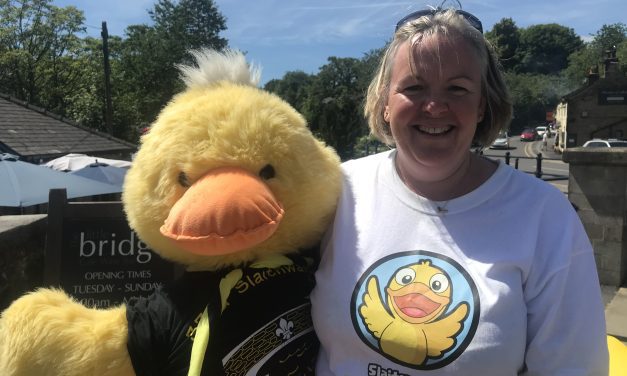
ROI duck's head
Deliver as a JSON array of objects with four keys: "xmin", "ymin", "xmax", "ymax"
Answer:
[
  {"xmin": 123, "ymin": 49, "xmax": 342, "ymax": 270},
  {"xmin": 386, "ymin": 260, "xmax": 452, "ymax": 324}
]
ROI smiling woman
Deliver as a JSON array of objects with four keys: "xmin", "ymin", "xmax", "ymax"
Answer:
[
  {"xmin": 383, "ymin": 35, "xmax": 486, "ymax": 195},
  {"xmin": 311, "ymin": 4, "xmax": 609, "ymax": 375}
]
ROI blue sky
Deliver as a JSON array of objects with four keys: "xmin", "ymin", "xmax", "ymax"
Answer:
[{"xmin": 53, "ymin": 0, "xmax": 627, "ymax": 85}]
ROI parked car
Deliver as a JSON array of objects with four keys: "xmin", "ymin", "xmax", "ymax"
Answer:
[
  {"xmin": 535, "ymin": 126, "xmax": 547, "ymax": 137},
  {"xmin": 535, "ymin": 126, "xmax": 550, "ymax": 138},
  {"xmin": 490, "ymin": 132, "xmax": 510, "ymax": 149},
  {"xmin": 520, "ymin": 128, "xmax": 538, "ymax": 142},
  {"xmin": 582, "ymin": 139, "xmax": 627, "ymax": 148}
]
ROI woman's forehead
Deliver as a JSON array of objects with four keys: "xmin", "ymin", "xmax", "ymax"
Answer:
[
  {"xmin": 400, "ymin": 35, "xmax": 483, "ymax": 77},
  {"xmin": 412, "ymin": 34, "xmax": 475, "ymax": 60}
]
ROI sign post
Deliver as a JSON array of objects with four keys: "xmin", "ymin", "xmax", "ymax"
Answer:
[{"xmin": 45, "ymin": 189, "xmax": 178, "ymax": 308}]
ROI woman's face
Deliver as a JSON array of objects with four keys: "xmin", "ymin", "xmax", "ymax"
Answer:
[{"xmin": 385, "ymin": 34, "xmax": 485, "ymax": 182}]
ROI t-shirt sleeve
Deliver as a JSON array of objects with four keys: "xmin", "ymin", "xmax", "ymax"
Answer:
[
  {"xmin": 523, "ymin": 205, "xmax": 608, "ymax": 375},
  {"xmin": 126, "ymin": 289, "xmax": 196, "ymax": 376}
]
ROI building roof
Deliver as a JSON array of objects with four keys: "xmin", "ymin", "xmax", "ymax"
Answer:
[{"xmin": 0, "ymin": 93, "xmax": 136, "ymax": 162}]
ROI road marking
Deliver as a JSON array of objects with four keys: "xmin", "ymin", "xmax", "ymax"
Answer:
[{"xmin": 523, "ymin": 141, "xmax": 536, "ymax": 157}]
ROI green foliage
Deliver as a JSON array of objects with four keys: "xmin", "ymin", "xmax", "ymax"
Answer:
[
  {"xmin": 564, "ymin": 23, "xmax": 627, "ymax": 85},
  {"xmin": 518, "ymin": 24, "xmax": 583, "ymax": 75},
  {"xmin": 264, "ymin": 71, "xmax": 314, "ymax": 113},
  {"xmin": 504, "ymin": 72, "xmax": 570, "ymax": 132},
  {"xmin": 149, "ymin": 0, "xmax": 227, "ymax": 64},
  {"xmin": 592, "ymin": 23, "xmax": 627, "ymax": 53},
  {"xmin": 1, "ymin": 3, "xmax": 623, "ymax": 153},
  {"xmin": 0, "ymin": 0, "xmax": 85, "ymax": 114},
  {"xmin": 617, "ymin": 40, "xmax": 627, "ymax": 72},
  {"xmin": 485, "ymin": 18, "xmax": 521, "ymax": 71},
  {"xmin": 0, "ymin": 0, "xmax": 228, "ymax": 142},
  {"xmin": 266, "ymin": 46, "xmax": 385, "ymax": 159},
  {"xmin": 63, "ymin": 37, "xmax": 108, "ymax": 130},
  {"xmin": 117, "ymin": 0, "xmax": 228, "ymax": 139},
  {"xmin": 302, "ymin": 57, "xmax": 368, "ymax": 160}
]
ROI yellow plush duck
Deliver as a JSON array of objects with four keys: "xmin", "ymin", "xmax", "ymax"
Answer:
[{"xmin": 0, "ymin": 49, "xmax": 342, "ymax": 376}]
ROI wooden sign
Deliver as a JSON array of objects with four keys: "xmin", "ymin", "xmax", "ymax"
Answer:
[{"xmin": 44, "ymin": 189, "xmax": 179, "ymax": 308}]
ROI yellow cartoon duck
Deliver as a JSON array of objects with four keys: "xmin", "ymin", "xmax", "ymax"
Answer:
[{"xmin": 359, "ymin": 259, "xmax": 468, "ymax": 365}]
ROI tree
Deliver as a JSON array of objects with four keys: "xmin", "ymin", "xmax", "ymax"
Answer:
[
  {"xmin": 564, "ymin": 23, "xmax": 627, "ymax": 85},
  {"xmin": 616, "ymin": 40, "xmax": 627, "ymax": 72},
  {"xmin": 303, "ymin": 57, "xmax": 368, "ymax": 159},
  {"xmin": 591, "ymin": 23, "xmax": 627, "ymax": 54},
  {"xmin": 116, "ymin": 0, "xmax": 228, "ymax": 136},
  {"xmin": 485, "ymin": 18, "xmax": 521, "ymax": 71},
  {"xmin": 504, "ymin": 73, "xmax": 569, "ymax": 132},
  {"xmin": 518, "ymin": 24, "xmax": 583, "ymax": 75},
  {"xmin": 264, "ymin": 71, "xmax": 314, "ymax": 113},
  {"xmin": 150, "ymin": 0, "xmax": 227, "ymax": 65},
  {"xmin": 63, "ymin": 37, "xmax": 110, "ymax": 131},
  {"xmin": 0, "ymin": 0, "xmax": 85, "ymax": 114}
]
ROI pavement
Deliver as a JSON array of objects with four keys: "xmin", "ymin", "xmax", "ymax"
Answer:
[{"xmin": 603, "ymin": 285, "xmax": 627, "ymax": 344}]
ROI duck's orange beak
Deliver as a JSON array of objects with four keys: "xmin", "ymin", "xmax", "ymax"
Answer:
[{"xmin": 160, "ymin": 167, "xmax": 284, "ymax": 256}]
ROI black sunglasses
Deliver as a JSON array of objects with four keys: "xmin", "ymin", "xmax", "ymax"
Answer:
[{"xmin": 395, "ymin": 8, "xmax": 483, "ymax": 33}]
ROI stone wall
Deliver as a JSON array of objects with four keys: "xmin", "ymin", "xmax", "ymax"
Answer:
[
  {"xmin": 0, "ymin": 215, "xmax": 47, "ymax": 311},
  {"xmin": 563, "ymin": 148, "xmax": 627, "ymax": 286}
]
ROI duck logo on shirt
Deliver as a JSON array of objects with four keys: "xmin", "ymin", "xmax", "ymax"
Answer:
[{"xmin": 350, "ymin": 251, "xmax": 480, "ymax": 370}]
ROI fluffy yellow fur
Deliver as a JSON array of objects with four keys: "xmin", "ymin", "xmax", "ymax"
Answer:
[
  {"xmin": 0, "ymin": 49, "xmax": 342, "ymax": 375},
  {"xmin": 0, "ymin": 289, "xmax": 133, "ymax": 376},
  {"xmin": 123, "ymin": 82, "xmax": 342, "ymax": 269}
]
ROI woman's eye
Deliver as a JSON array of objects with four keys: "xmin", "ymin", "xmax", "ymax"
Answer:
[
  {"xmin": 449, "ymin": 86, "xmax": 469, "ymax": 95},
  {"xmin": 403, "ymin": 85, "xmax": 423, "ymax": 93}
]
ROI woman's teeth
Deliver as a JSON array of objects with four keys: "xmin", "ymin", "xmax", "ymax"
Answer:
[{"xmin": 417, "ymin": 126, "xmax": 452, "ymax": 135}]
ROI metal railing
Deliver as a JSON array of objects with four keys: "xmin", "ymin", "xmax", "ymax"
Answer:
[{"xmin": 480, "ymin": 151, "xmax": 568, "ymax": 181}]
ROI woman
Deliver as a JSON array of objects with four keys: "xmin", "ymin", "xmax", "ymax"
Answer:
[{"xmin": 310, "ymin": 6, "xmax": 608, "ymax": 375}]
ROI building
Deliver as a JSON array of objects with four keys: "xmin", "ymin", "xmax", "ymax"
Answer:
[
  {"xmin": 554, "ymin": 47, "xmax": 627, "ymax": 153},
  {"xmin": 0, "ymin": 93, "xmax": 136, "ymax": 163}
]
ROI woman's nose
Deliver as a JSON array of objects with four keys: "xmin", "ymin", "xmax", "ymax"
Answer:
[{"xmin": 422, "ymin": 96, "xmax": 448, "ymax": 116}]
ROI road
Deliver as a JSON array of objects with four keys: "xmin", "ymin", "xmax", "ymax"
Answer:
[{"xmin": 481, "ymin": 134, "xmax": 569, "ymax": 194}]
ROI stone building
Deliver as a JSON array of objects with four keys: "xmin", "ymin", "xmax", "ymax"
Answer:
[{"xmin": 554, "ymin": 47, "xmax": 627, "ymax": 153}]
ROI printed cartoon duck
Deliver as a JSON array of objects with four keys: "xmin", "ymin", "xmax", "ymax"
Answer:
[
  {"xmin": 359, "ymin": 259, "xmax": 468, "ymax": 365},
  {"xmin": 0, "ymin": 49, "xmax": 342, "ymax": 376}
]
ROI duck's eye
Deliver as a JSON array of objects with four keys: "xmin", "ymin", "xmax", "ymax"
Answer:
[
  {"xmin": 178, "ymin": 172, "xmax": 191, "ymax": 187},
  {"xmin": 394, "ymin": 268, "xmax": 416, "ymax": 286},
  {"xmin": 429, "ymin": 273, "xmax": 449, "ymax": 293},
  {"xmin": 259, "ymin": 164, "xmax": 275, "ymax": 180}
]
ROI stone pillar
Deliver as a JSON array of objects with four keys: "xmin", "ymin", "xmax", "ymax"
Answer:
[{"xmin": 563, "ymin": 148, "xmax": 627, "ymax": 286}]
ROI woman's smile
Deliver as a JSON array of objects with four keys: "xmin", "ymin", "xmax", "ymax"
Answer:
[{"xmin": 414, "ymin": 124, "xmax": 454, "ymax": 136}]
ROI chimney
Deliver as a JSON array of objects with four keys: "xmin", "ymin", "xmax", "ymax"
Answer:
[
  {"xmin": 587, "ymin": 66, "xmax": 599, "ymax": 85},
  {"xmin": 604, "ymin": 45, "xmax": 620, "ymax": 78}
]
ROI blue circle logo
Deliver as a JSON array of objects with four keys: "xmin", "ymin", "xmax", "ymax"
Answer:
[{"xmin": 350, "ymin": 251, "xmax": 480, "ymax": 370}]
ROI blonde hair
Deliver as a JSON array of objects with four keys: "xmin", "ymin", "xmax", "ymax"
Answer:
[{"xmin": 364, "ymin": 9, "xmax": 512, "ymax": 147}]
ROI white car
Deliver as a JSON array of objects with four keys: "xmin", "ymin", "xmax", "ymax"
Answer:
[
  {"xmin": 582, "ymin": 139, "xmax": 627, "ymax": 148},
  {"xmin": 535, "ymin": 126, "xmax": 549, "ymax": 138},
  {"xmin": 490, "ymin": 132, "xmax": 509, "ymax": 149}
]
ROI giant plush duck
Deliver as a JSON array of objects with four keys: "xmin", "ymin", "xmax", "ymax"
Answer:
[{"xmin": 0, "ymin": 49, "xmax": 342, "ymax": 376}]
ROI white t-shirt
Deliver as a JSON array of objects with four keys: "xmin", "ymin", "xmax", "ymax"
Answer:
[{"xmin": 311, "ymin": 150, "xmax": 608, "ymax": 375}]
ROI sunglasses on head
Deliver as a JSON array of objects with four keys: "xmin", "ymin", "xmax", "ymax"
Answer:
[{"xmin": 395, "ymin": 8, "xmax": 483, "ymax": 33}]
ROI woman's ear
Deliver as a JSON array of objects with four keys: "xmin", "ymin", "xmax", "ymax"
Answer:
[{"xmin": 384, "ymin": 106, "xmax": 390, "ymax": 122}]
